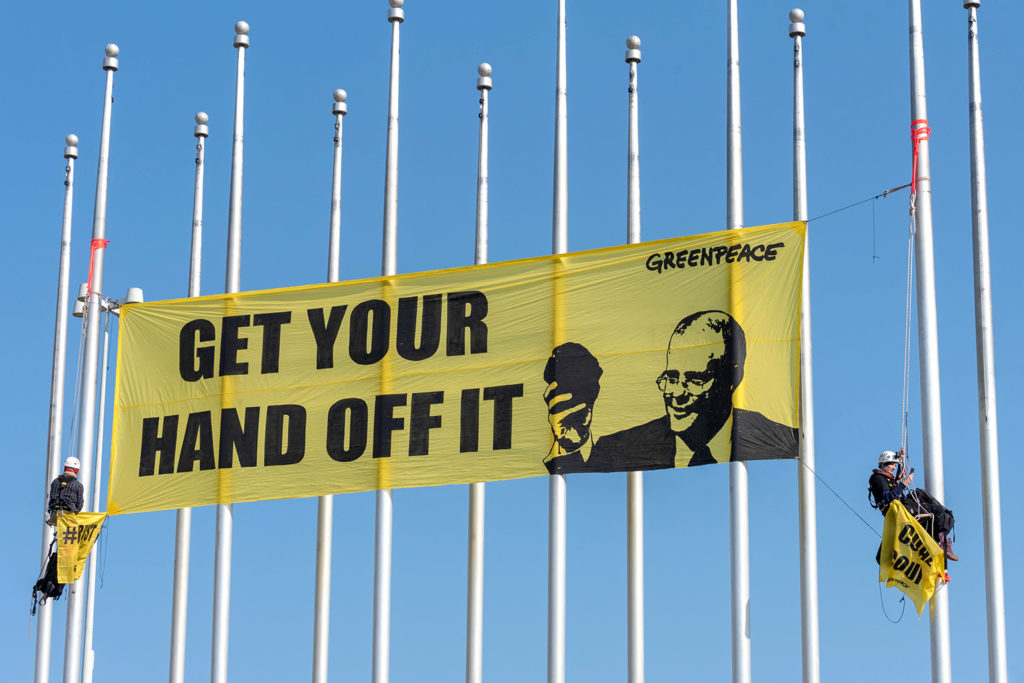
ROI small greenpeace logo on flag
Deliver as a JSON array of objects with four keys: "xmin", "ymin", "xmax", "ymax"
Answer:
[{"xmin": 644, "ymin": 240, "xmax": 788, "ymax": 273}]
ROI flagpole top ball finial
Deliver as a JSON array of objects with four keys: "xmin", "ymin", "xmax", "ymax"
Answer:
[
  {"xmin": 625, "ymin": 35, "xmax": 641, "ymax": 63},
  {"xmin": 477, "ymin": 63, "xmax": 492, "ymax": 90},
  {"xmin": 194, "ymin": 112, "xmax": 209, "ymax": 138},
  {"xmin": 103, "ymin": 43, "xmax": 119, "ymax": 70},
  {"xmin": 333, "ymin": 89, "xmax": 348, "ymax": 116},
  {"xmin": 65, "ymin": 134, "xmax": 79, "ymax": 159},
  {"xmin": 234, "ymin": 21, "xmax": 250, "ymax": 47},
  {"xmin": 388, "ymin": 0, "xmax": 405, "ymax": 22},
  {"xmin": 789, "ymin": 9, "xmax": 806, "ymax": 37}
]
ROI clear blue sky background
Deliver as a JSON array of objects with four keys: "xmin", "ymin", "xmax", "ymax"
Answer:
[{"xmin": 3, "ymin": 1, "xmax": 1022, "ymax": 681}]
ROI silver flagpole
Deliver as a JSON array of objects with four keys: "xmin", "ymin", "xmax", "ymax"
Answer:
[
  {"xmin": 726, "ymin": 3, "xmax": 751, "ymax": 681},
  {"xmin": 169, "ymin": 111, "xmax": 208, "ymax": 683},
  {"xmin": 213, "ymin": 22, "xmax": 249, "ymax": 683},
  {"xmin": 551, "ymin": 0, "xmax": 568, "ymax": 255},
  {"xmin": 964, "ymin": 3, "xmax": 1007, "ymax": 681},
  {"xmin": 313, "ymin": 89, "xmax": 346, "ymax": 683},
  {"xmin": 63, "ymin": 43, "xmax": 118, "ymax": 683},
  {"xmin": 626, "ymin": 36, "xmax": 641, "ymax": 243},
  {"xmin": 548, "ymin": 1, "xmax": 568, "ymax": 682},
  {"xmin": 907, "ymin": 2, "xmax": 952, "ymax": 680},
  {"xmin": 82, "ymin": 306, "xmax": 112, "ymax": 683},
  {"xmin": 35, "ymin": 133, "xmax": 78, "ymax": 683},
  {"xmin": 374, "ymin": 3, "xmax": 403, "ymax": 682},
  {"xmin": 624, "ymin": 34, "xmax": 645, "ymax": 683},
  {"xmin": 466, "ymin": 62, "xmax": 491, "ymax": 683},
  {"xmin": 328, "ymin": 89, "xmax": 347, "ymax": 283},
  {"xmin": 789, "ymin": 10, "xmax": 820, "ymax": 683}
]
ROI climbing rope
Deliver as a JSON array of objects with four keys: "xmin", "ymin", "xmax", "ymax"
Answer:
[
  {"xmin": 806, "ymin": 183, "xmax": 910, "ymax": 224},
  {"xmin": 796, "ymin": 457, "xmax": 880, "ymax": 539},
  {"xmin": 900, "ymin": 120, "xmax": 930, "ymax": 462},
  {"xmin": 876, "ymin": 121, "xmax": 938, "ymax": 625},
  {"xmin": 49, "ymin": 318, "xmax": 88, "ymax": 512},
  {"xmin": 878, "ymin": 579, "xmax": 907, "ymax": 623}
]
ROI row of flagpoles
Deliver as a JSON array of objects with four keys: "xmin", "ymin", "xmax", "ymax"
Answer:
[{"xmin": 35, "ymin": 1, "xmax": 1008, "ymax": 682}]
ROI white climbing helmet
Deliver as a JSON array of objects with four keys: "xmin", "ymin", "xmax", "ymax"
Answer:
[
  {"xmin": 64, "ymin": 456, "xmax": 81, "ymax": 471},
  {"xmin": 878, "ymin": 450, "xmax": 900, "ymax": 467}
]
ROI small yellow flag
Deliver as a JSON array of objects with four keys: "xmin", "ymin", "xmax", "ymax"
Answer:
[
  {"xmin": 55, "ymin": 512, "xmax": 107, "ymax": 584},
  {"xmin": 879, "ymin": 500, "xmax": 945, "ymax": 616}
]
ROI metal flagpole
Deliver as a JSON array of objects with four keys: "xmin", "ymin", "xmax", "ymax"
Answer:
[
  {"xmin": 169, "ymin": 111, "xmax": 208, "ymax": 683},
  {"xmin": 624, "ymin": 34, "xmax": 645, "ymax": 683},
  {"xmin": 328, "ymin": 89, "xmax": 347, "ymax": 283},
  {"xmin": 313, "ymin": 89, "xmax": 346, "ymax": 683},
  {"xmin": 474, "ymin": 63, "xmax": 492, "ymax": 265},
  {"xmin": 63, "ymin": 43, "xmax": 118, "ymax": 683},
  {"xmin": 82, "ymin": 306, "xmax": 112, "ymax": 683},
  {"xmin": 548, "ymin": 1, "xmax": 568, "ymax": 682},
  {"xmin": 906, "ymin": 2, "xmax": 952, "ymax": 681},
  {"xmin": 212, "ymin": 22, "xmax": 249, "ymax": 683},
  {"xmin": 725, "ymin": 3, "xmax": 751, "ymax": 682},
  {"xmin": 789, "ymin": 10, "xmax": 820, "ymax": 683},
  {"xmin": 466, "ymin": 62, "xmax": 491, "ymax": 683},
  {"xmin": 964, "ymin": 3, "xmax": 1007, "ymax": 681},
  {"xmin": 626, "ymin": 37, "xmax": 641, "ymax": 244},
  {"xmin": 35, "ymin": 133, "xmax": 78, "ymax": 683},
  {"xmin": 374, "ymin": 3, "xmax": 403, "ymax": 681},
  {"xmin": 551, "ymin": 0, "xmax": 568, "ymax": 256}
]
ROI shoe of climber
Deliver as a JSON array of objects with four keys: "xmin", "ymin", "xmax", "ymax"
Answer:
[{"xmin": 939, "ymin": 533, "xmax": 959, "ymax": 562}]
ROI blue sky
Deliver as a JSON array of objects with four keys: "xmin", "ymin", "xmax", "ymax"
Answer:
[{"xmin": 3, "ymin": 1, "xmax": 1022, "ymax": 680}]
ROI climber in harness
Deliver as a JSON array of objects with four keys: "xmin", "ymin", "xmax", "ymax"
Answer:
[
  {"xmin": 33, "ymin": 456, "xmax": 84, "ymax": 614},
  {"xmin": 869, "ymin": 449, "xmax": 958, "ymax": 561},
  {"xmin": 46, "ymin": 456, "xmax": 84, "ymax": 526}
]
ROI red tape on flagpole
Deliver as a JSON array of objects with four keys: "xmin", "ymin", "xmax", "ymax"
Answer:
[
  {"xmin": 910, "ymin": 119, "xmax": 931, "ymax": 198},
  {"xmin": 87, "ymin": 239, "xmax": 110, "ymax": 297}
]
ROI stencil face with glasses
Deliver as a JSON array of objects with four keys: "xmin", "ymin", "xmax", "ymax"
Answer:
[{"xmin": 658, "ymin": 312, "xmax": 744, "ymax": 436}]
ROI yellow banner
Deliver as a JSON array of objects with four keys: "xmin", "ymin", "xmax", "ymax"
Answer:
[
  {"xmin": 109, "ymin": 222, "xmax": 804, "ymax": 514},
  {"xmin": 56, "ymin": 512, "xmax": 107, "ymax": 583},
  {"xmin": 879, "ymin": 500, "xmax": 945, "ymax": 616}
]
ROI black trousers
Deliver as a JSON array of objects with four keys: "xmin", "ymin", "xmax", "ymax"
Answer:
[{"xmin": 902, "ymin": 488, "xmax": 955, "ymax": 541}]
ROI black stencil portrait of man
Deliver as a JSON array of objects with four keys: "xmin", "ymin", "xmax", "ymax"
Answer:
[{"xmin": 542, "ymin": 310, "xmax": 798, "ymax": 475}]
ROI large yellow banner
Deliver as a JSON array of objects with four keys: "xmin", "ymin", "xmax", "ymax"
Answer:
[{"xmin": 109, "ymin": 222, "xmax": 804, "ymax": 514}]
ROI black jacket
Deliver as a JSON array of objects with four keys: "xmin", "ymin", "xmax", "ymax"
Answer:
[
  {"xmin": 868, "ymin": 469, "xmax": 906, "ymax": 516},
  {"xmin": 48, "ymin": 474, "xmax": 84, "ymax": 514}
]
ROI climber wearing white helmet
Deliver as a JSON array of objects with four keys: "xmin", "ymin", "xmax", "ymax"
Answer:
[
  {"xmin": 868, "ymin": 448, "xmax": 958, "ymax": 562},
  {"xmin": 45, "ymin": 456, "xmax": 84, "ymax": 526}
]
